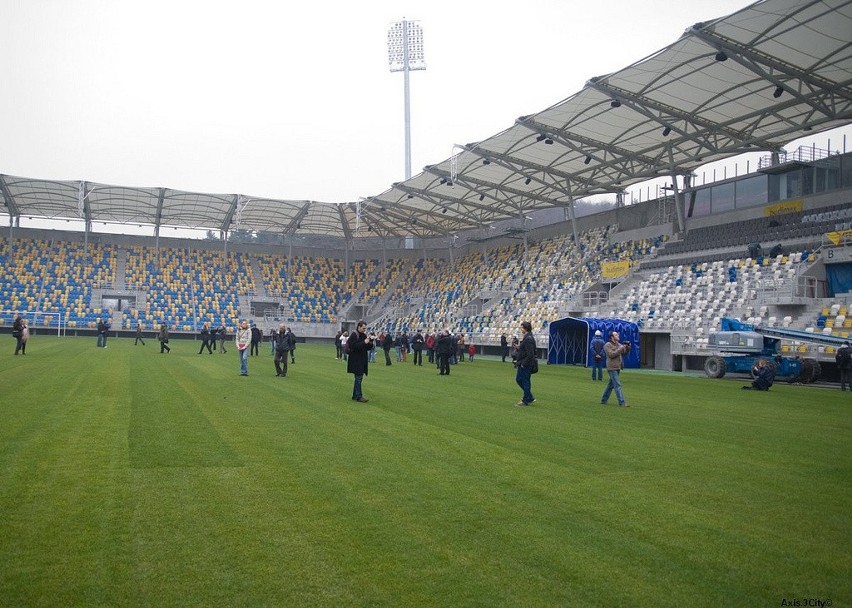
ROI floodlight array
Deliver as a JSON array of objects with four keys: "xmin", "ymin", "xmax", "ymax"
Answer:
[{"xmin": 388, "ymin": 20, "xmax": 426, "ymax": 72}]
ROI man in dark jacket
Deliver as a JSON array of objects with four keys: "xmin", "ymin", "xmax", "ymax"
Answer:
[
  {"xmin": 273, "ymin": 323, "xmax": 293, "ymax": 377},
  {"xmin": 347, "ymin": 321, "xmax": 371, "ymax": 402},
  {"xmin": 837, "ymin": 341, "xmax": 852, "ymax": 390},
  {"xmin": 217, "ymin": 326, "xmax": 228, "ymax": 354},
  {"xmin": 436, "ymin": 330, "xmax": 453, "ymax": 376},
  {"xmin": 198, "ymin": 322, "xmax": 213, "ymax": 354},
  {"xmin": 250, "ymin": 324, "xmax": 263, "ymax": 356},
  {"xmin": 742, "ymin": 359, "xmax": 775, "ymax": 391},
  {"xmin": 514, "ymin": 321, "xmax": 537, "ymax": 406},
  {"xmin": 411, "ymin": 330, "xmax": 424, "ymax": 366},
  {"xmin": 382, "ymin": 332, "xmax": 394, "ymax": 366},
  {"xmin": 97, "ymin": 318, "xmax": 111, "ymax": 348},
  {"xmin": 400, "ymin": 331, "xmax": 409, "ymax": 363},
  {"xmin": 287, "ymin": 328, "xmax": 297, "ymax": 363}
]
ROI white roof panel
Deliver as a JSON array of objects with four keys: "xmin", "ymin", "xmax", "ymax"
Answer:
[{"xmin": 2, "ymin": 0, "xmax": 850, "ymax": 239}]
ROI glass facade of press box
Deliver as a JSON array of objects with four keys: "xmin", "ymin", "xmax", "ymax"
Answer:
[
  {"xmin": 710, "ymin": 182, "xmax": 736, "ymax": 213},
  {"xmin": 690, "ymin": 188, "xmax": 712, "ymax": 217},
  {"xmin": 686, "ymin": 152, "xmax": 850, "ymax": 218},
  {"xmin": 734, "ymin": 175, "xmax": 768, "ymax": 208}
]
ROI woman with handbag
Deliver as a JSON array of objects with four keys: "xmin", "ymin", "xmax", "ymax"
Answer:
[{"xmin": 12, "ymin": 316, "xmax": 25, "ymax": 355}]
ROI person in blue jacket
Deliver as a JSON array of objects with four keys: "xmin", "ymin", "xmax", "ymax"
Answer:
[{"xmin": 590, "ymin": 329, "xmax": 605, "ymax": 381}]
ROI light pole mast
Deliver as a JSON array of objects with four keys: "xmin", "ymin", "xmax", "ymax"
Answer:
[{"xmin": 388, "ymin": 19, "xmax": 425, "ymax": 180}]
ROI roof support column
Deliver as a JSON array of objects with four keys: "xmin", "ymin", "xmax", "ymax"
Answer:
[
  {"xmin": 344, "ymin": 239, "xmax": 351, "ymax": 287},
  {"xmin": 566, "ymin": 199, "xmax": 579, "ymax": 245},
  {"xmin": 0, "ymin": 176, "xmax": 18, "ymax": 246},
  {"xmin": 0, "ymin": 175, "xmax": 18, "ymax": 217},
  {"xmin": 79, "ymin": 181, "xmax": 91, "ymax": 255},
  {"xmin": 667, "ymin": 144, "xmax": 686, "ymax": 235},
  {"xmin": 154, "ymin": 188, "xmax": 165, "ymax": 254},
  {"xmin": 671, "ymin": 173, "xmax": 688, "ymax": 236},
  {"xmin": 220, "ymin": 195, "xmax": 241, "ymax": 257}
]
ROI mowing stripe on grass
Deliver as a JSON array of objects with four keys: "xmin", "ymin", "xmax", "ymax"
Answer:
[{"xmin": 128, "ymin": 349, "xmax": 242, "ymax": 468}]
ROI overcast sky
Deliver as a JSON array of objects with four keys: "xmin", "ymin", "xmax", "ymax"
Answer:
[{"xmin": 1, "ymin": 0, "xmax": 849, "ymax": 207}]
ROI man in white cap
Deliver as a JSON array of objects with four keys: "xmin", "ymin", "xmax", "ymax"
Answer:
[
  {"xmin": 836, "ymin": 341, "xmax": 852, "ymax": 391},
  {"xmin": 590, "ymin": 329, "xmax": 606, "ymax": 381}
]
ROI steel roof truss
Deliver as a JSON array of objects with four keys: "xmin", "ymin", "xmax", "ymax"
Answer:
[
  {"xmin": 469, "ymin": 144, "xmax": 612, "ymax": 194},
  {"xmin": 424, "ymin": 167, "xmax": 565, "ymax": 218},
  {"xmin": 220, "ymin": 194, "xmax": 241, "ymax": 233},
  {"xmin": 336, "ymin": 204, "xmax": 354, "ymax": 242},
  {"xmin": 518, "ymin": 117, "xmax": 694, "ymax": 186},
  {"xmin": 284, "ymin": 202, "xmax": 312, "ymax": 235},
  {"xmin": 690, "ymin": 23, "xmax": 852, "ymax": 112},
  {"xmin": 0, "ymin": 176, "xmax": 19, "ymax": 217},
  {"xmin": 460, "ymin": 144, "xmax": 574, "ymax": 200},
  {"xmin": 393, "ymin": 183, "xmax": 507, "ymax": 219}
]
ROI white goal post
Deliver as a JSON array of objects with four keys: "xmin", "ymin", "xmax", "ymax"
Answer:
[{"xmin": 1, "ymin": 310, "xmax": 65, "ymax": 336}]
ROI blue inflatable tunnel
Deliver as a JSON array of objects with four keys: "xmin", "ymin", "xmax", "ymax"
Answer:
[{"xmin": 547, "ymin": 317, "xmax": 640, "ymax": 368}]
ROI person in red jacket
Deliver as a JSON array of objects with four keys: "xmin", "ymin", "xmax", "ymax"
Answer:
[{"xmin": 425, "ymin": 332, "xmax": 436, "ymax": 364}]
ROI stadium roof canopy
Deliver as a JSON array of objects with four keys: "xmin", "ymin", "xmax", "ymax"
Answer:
[{"xmin": 2, "ymin": 0, "xmax": 851, "ymax": 241}]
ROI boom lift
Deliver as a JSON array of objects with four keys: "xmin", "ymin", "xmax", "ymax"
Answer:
[{"xmin": 703, "ymin": 318, "xmax": 845, "ymax": 381}]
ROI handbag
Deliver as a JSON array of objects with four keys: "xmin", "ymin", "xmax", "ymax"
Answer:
[{"xmin": 531, "ymin": 359, "xmax": 539, "ymax": 374}]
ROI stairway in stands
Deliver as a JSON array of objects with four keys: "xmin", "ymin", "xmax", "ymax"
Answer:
[{"xmin": 249, "ymin": 256, "xmax": 268, "ymax": 297}]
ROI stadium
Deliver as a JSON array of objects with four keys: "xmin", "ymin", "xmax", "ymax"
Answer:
[{"xmin": 2, "ymin": 0, "xmax": 851, "ymax": 606}]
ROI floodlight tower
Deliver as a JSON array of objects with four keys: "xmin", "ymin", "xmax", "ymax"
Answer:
[{"xmin": 388, "ymin": 19, "xmax": 425, "ymax": 180}]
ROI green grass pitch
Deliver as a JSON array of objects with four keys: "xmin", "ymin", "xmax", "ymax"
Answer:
[{"xmin": 1, "ymin": 336, "xmax": 850, "ymax": 607}]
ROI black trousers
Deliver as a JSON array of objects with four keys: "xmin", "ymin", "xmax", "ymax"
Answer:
[
  {"xmin": 438, "ymin": 353, "xmax": 450, "ymax": 375},
  {"xmin": 275, "ymin": 349, "xmax": 289, "ymax": 376},
  {"xmin": 413, "ymin": 350, "xmax": 422, "ymax": 365}
]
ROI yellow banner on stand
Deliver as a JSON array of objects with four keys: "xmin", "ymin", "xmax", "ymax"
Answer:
[
  {"xmin": 601, "ymin": 260, "xmax": 630, "ymax": 279},
  {"xmin": 764, "ymin": 200, "xmax": 803, "ymax": 217},
  {"xmin": 826, "ymin": 229, "xmax": 852, "ymax": 245}
]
